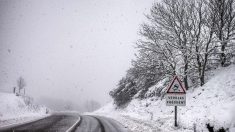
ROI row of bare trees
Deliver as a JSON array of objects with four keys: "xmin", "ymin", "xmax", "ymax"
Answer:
[{"xmin": 111, "ymin": 0, "xmax": 235, "ymax": 107}]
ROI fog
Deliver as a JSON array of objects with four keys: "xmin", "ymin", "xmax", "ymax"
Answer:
[{"xmin": 0, "ymin": 0, "xmax": 154, "ymax": 111}]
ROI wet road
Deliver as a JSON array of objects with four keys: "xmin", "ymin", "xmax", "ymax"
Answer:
[
  {"xmin": 75, "ymin": 115, "xmax": 130, "ymax": 132},
  {"xmin": 0, "ymin": 114, "xmax": 130, "ymax": 132},
  {"xmin": 1, "ymin": 113, "xmax": 79, "ymax": 132}
]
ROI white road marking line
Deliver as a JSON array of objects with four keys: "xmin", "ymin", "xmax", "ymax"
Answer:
[{"xmin": 66, "ymin": 116, "xmax": 81, "ymax": 132}]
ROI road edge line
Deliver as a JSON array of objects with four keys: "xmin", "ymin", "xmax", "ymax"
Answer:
[{"xmin": 66, "ymin": 116, "xmax": 81, "ymax": 132}]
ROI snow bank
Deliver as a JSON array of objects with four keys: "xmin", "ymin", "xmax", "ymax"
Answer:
[
  {"xmin": 93, "ymin": 65, "xmax": 235, "ymax": 132},
  {"xmin": 0, "ymin": 92, "xmax": 48, "ymax": 126}
]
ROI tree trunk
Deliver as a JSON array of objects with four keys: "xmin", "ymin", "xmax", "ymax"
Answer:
[
  {"xmin": 200, "ymin": 73, "xmax": 205, "ymax": 86},
  {"xmin": 184, "ymin": 75, "xmax": 189, "ymax": 90},
  {"xmin": 221, "ymin": 44, "xmax": 226, "ymax": 66},
  {"xmin": 184, "ymin": 60, "xmax": 189, "ymax": 90},
  {"xmin": 196, "ymin": 45, "xmax": 203, "ymax": 86},
  {"xmin": 13, "ymin": 87, "xmax": 16, "ymax": 94}
]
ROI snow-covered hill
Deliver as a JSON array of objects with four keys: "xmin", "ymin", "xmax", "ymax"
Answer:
[
  {"xmin": 93, "ymin": 65, "xmax": 235, "ymax": 132},
  {"xmin": 0, "ymin": 92, "xmax": 48, "ymax": 126}
]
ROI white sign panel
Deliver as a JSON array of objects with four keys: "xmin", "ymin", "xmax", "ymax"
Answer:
[{"xmin": 166, "ymin": 94, "xmax": 186, "ymax": 106}]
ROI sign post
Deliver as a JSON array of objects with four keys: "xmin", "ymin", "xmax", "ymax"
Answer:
[
  {"xmin": 166, "ymin": 76, "xmax": 186, "ymax": 127},
  {"xmin": 175, "ymin": 106, "xmax": 177, "ymax": 127}
]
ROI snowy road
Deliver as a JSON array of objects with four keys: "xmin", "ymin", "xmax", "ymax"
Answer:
[{"xmin": 1, "ymin": 114, "xmax": 130, "ymax": 132}]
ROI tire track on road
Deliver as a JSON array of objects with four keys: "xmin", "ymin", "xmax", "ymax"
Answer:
[{"xmin": 90, "ymin": 116, "xmax": 105, "ymax": 132}]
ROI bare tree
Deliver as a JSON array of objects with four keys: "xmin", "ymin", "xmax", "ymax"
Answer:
[
  {"xmin": 143, "ymin": 0, "xmax": 201, "ymax": 90},
  {"xmin": 85, "ymin": 100, "xmax": 101, "ymax": 112},
  {"xmin": 110, "ymin": 0, "xmax": 235, "ymax": 107},
  {"xmin": 17, "ymin": 76, "xmax": 26, "ymax": 95},
  {"xmin": 210, "ymin": 0, "xmax": 235, "ymax": 66},
  {"xmin": 13, "ymin": 87, "xmax": 16, "ymax": 94},
  {"xmin": 190, "ymin": 0, "xmax": 217, "ymax": 86},
  {"xmin": 137, "ymin": 24, "xmax": 177, "ymax": 77},
  {"xmin": 142, "ymin": 0, "xmax": 221, "ymax": 87},
  {"xmin": 64, "ymin": 102, "xmax": 73, "ymax": 110}
]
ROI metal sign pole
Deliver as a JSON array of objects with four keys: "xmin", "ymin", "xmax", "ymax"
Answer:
[{"xmin": 175, "ymin": 106, "xmax": 177, "ymax": 127}]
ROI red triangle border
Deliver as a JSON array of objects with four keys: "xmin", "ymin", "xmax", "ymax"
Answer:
[{"xmin": 166, "ymin": 76, "xmax": 186, "ymax": 94}]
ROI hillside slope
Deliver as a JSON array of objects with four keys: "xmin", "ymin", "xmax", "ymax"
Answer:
[
  {"xmin": 93, "ymin": 65, "xmax": 235, "ymax": 132},
  {"xmin": 0, "ymin": 92, "xmax": 48, "ymax": 126}
]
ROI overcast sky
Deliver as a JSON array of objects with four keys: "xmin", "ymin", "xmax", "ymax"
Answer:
[{"xmin": 0, "ymin": 0, "xmax": 154, "ymax": 106}]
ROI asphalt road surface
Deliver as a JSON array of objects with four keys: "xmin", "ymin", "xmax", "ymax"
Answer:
[
  {"xmin": 75, "ymin": 115, "xmax": 130, "ymax": 132},
  {"xmin": 1, "ymin": 113, "xmax": 130, "ymax": 132},
  {"xmin": 1, "ymin": 113, "xmax": 79, "ymax": 132}
]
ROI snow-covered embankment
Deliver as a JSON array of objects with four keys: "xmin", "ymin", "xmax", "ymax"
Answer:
[
  {"xmin": 93, "ymin": 65, "xmax": 235, "ymax": 132},
  {"xmin": 0, "ymin": 92, "xmax": 48, "ymax": 127}
]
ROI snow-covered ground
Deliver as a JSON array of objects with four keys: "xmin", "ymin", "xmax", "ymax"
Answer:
[
  {"xmin": 93, "ymin": 65, "xmax": 235, "ymax": 132},
  {"xmin": 0, "ymin": 92, "xmax": 49, "ymax": 127}
]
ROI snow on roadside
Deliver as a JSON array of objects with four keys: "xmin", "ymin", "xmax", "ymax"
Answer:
[
  {"xmin": 0, "ymin": 114, "xmax": 48, "ymax": 128},
  {"xmin": 0, "ymin": 92, "xmax": 49, "ymax": 127},
  {"xmin": 93, "ymin": 65, "xmax": 235, "ymax": 132}
]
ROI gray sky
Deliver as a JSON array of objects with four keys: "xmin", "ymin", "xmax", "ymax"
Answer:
[{"xmin": 0, "ymin": 0, "xmax": 154, "ymax": 106}]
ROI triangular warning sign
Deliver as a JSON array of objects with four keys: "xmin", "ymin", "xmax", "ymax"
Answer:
[{"xmin": 167, "ymin": 76, "xmax": 186, "ymax": 94}]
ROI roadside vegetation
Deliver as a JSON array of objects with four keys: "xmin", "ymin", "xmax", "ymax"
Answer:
[{"xmin": 110, "ymin": 0, "xmax": 235, "ymax": 107}]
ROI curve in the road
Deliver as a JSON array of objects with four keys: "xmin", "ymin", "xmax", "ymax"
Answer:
[
  {"xmin": 1, "ymin": 114, "xmax": 80, "ymax": 132},
  {"xmin": 90, "ymin": 116, "xmax": 105, "ymax": 132},
  {"xmin": 75, "ymin": 115, "xmax": 101, "ymax": 132},
  {"xmin": 75, "ymin": 115, "xmax": 130, "ymax": 132},
  {"xmin": 0, "ymin": 114, "xmax": 129, "ymax": 132}
]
